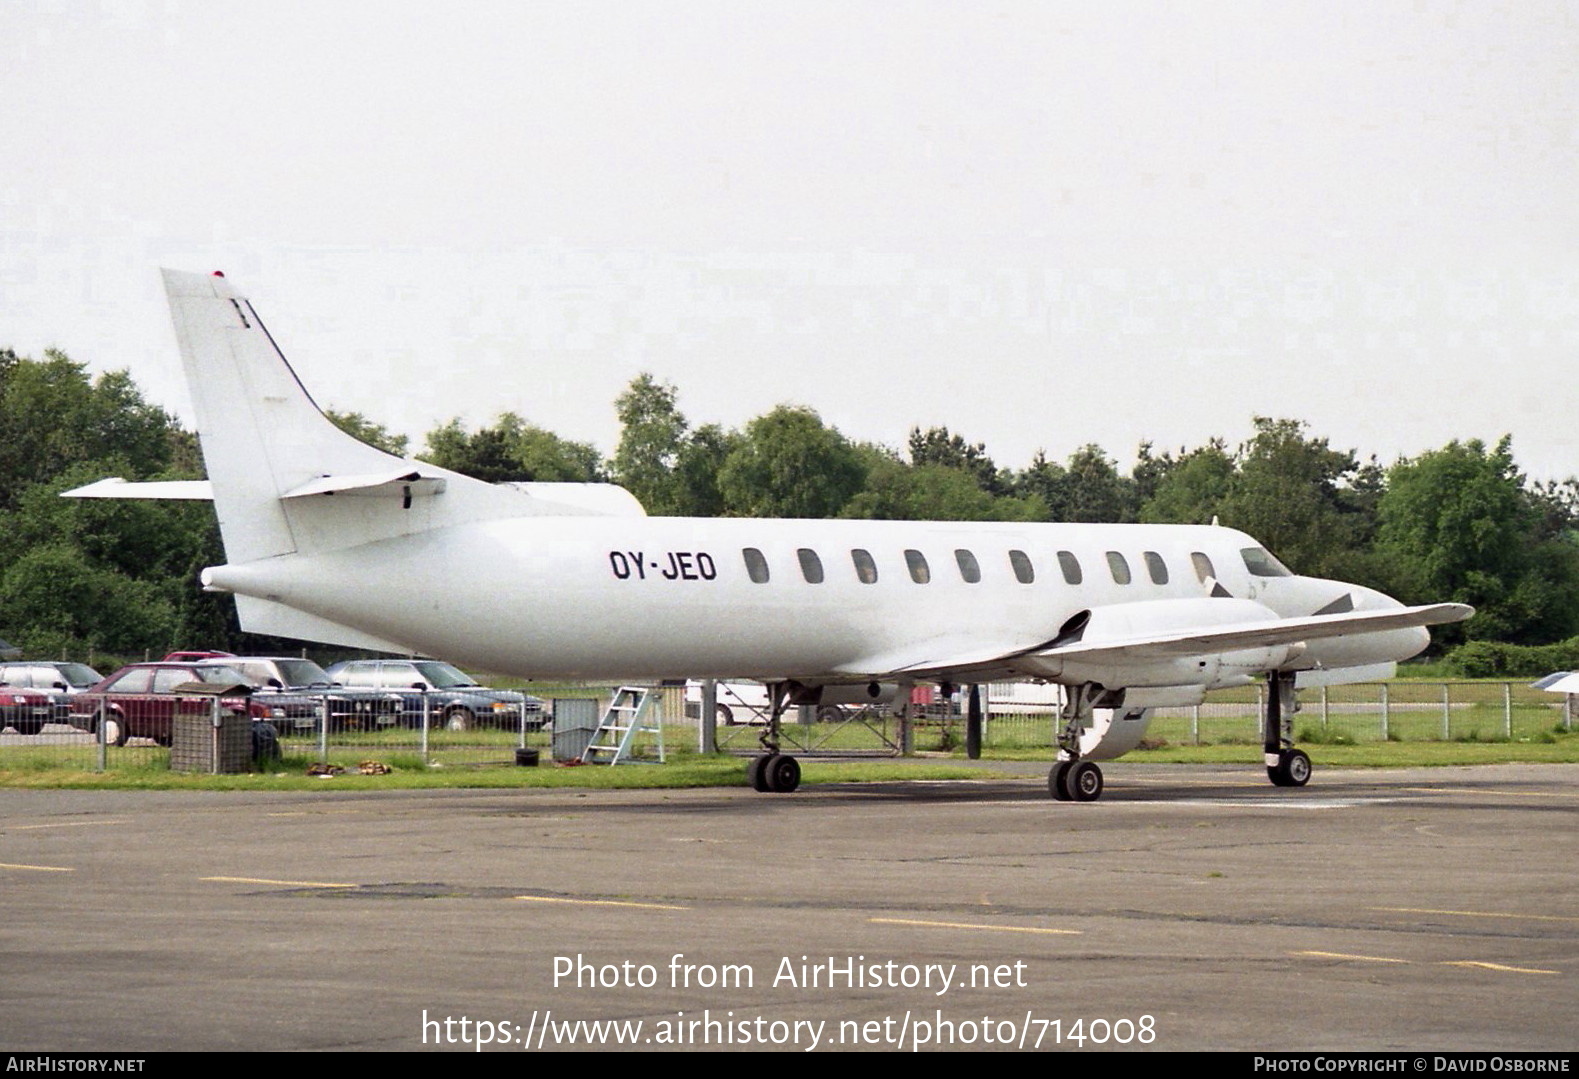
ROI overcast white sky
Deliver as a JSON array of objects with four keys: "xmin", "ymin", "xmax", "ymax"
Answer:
[{"xmin": 3, "ymin": 1, "xmax": 1574, "ymax": 480}]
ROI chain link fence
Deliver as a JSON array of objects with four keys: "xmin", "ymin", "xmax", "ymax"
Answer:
[{"xmin": 1, "ymin": 681, "xmax": 1571, "ymax": 770}]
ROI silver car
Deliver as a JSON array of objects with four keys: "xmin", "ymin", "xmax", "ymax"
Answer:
[{"xmin": 324, "ymin": 660, "xmax": 545, "ymax": 731}]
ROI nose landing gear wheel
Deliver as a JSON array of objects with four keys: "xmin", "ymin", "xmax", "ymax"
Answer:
[
  {"xmin": 748, "ymin": 752, "xmax": 802, "ymax": 792},
  {"xmin": 1061, "ymin": 760, "xmax": 1104, "ymax": 802},
  {"xmin": 1268, "ymin": 748, "xmax": 1312, "ymax": 787}
]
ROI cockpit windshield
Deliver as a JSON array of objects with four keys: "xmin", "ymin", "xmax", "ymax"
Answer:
[{"xmin": 1240, "ymin": 546, "xmax": 1293, "ymax": 577}]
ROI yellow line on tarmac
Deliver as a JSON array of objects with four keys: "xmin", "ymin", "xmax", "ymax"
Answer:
[
  {"xmin": 8, "ymin": 819, "xmax": 128, "ymax": 830},
  {"xmin": 871, "ymin": 917, "xmax": 1080, "ymax": 936},
  {"xmin": 1296, "ymin": 950, "xmax": 1562, "ymax": 975},
  {"xmin": 0, "ymin": 861, "xmax": 74, "ymax": 873},
  {"xmin": 1295, "ymin": 950, "xmax": 1408, "ymax": 964},
  {"xmin": 514, "ymin": 895, "xmax": 689, "ymax": 911},
  {"xmin": 1440, "ymin": 960, "xmax": 1561, "ymax": 976},
  {"xmin": 1372, "ymin": 906, "xmax": 1579, "ymax": 924},
  {"xmin": 1400, "ymin": 787, "xmax": 1577, "ymax": 800},
  {"xmin": 201, "ymin": 876, "xmax": 356, "ymax": 889}
]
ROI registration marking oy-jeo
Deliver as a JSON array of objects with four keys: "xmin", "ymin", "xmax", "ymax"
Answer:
[{"xmin": 871, "ymin": 917, "xmax": 1081, "ymax": 936}]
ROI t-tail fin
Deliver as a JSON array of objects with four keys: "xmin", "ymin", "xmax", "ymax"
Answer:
[{"xmin": 154, "ymin": 270, "xmax": 634, "ymax": 567}]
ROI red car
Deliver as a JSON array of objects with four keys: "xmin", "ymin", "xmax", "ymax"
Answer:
[
  {"xmin": 1, "ymin": 688, "xmax": 58, "ymax": 736},
  {"xmin": 70, "ymin": 662, "xmax": 296, "ymax": 747}
]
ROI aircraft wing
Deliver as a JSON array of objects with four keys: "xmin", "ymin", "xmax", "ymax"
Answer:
[
  {"xmin": 1030, "ymin": 603, "xmax": 1472, "ymax": 664},
  {"xmin": 835, "ymin": 602, "xmax": 1472, "ymax": 681}
]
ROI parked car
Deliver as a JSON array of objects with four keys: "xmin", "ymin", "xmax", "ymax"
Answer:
[
  {"xmin": 1, "ymin": 688, "xmax": 58, "ymax": 735},
  {"xmin": 324, "ymin": 659, "xmax": 546, "ymax": 730},
  {"xmin": 0, "ymin": 661, "xmax": 104, "ymax": 734},
  {"xmin": 69, "ymin": 662, "xmax": 299, "ymax": 747},
  {"xmin": 193, "ymin": 656, "xmax": 404, "ymax": 733}
]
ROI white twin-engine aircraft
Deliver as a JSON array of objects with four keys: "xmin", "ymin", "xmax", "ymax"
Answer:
[{"xmin": 69, "ymin": 270, "xmax": 1472, "ymax": 801}]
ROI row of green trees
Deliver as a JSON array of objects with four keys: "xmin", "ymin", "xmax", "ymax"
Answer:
[{"xmin": 4, "ymin": 350, "xmax": 1576, "ymax": 661}]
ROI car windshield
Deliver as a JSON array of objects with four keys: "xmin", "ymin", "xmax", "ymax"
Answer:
[
  {"xmin": 410, "ymin": 662, "xmax": 478, "ymax": 688},
  {"xmin": 56, "ymin": 663, "xmax": 101, "ymax": 687},
  {"xmin": 273, "ymin": 660, "xmax": 333, "ymax": 686},
  {"xmin": 196, "ymin": 665, "xmax": 249, "ymax": 685}
]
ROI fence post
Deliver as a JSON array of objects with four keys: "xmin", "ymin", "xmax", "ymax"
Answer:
[
  {"xmin": 699, "ymin": 679, "xmax": 717, "ymax": 754},
  {"xmin": 1320, "ymin": 685, "xmax": 1329, "ymax": 731},
  {"xmin": 1379, "ymin": 682, "xmax": 1390, "ymax": 741},
  {"xmin": 1502, "ymin": 683, "xmax": 1512, "ymax": 739},
  {"xmin": 1190, "ymin": 704, "xmax": 1199, "ymax": 745},
  {"xmin": 421, "ymin": 691, "xmax": 431, "ymax": 764},
  {"xmin": 1441, "ymin": 683, "xmax": 1450, "ymax": 740},
  {"xmin": 317, "ymin": 696, "xmax": 329, "ymax": 764}
]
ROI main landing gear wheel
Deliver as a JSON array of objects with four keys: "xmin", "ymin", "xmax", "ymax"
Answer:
[
  {"xmin": 748, "ymin": 753, "xmax": 801, "ymax": 793},
  {"xmin": 1064, "ymin": 760, "xmax": 1104, "ymax": 801},
  {"xmin": 748, "ymin": 753, "xmax": 774, "ymax": 792},
  {"xmin": 1268, "ymin": 748, "xmax": 1312, "ymax": 788},
  {"xmin": 767, "ymin": 754, "xmax": 800, "ymax": 793},
  {"xmin": 1049, "ymin": 761, "xmax": 1073, "ymax": 801}
]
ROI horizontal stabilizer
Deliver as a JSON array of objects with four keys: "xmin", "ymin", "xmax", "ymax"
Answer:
[
  {"xmin": 281, "ymin": 470, "xmax": 447, "ymax": 500},
  {"xmin": 62, "ymin": 478, "xmax": 215, "ymax": 500}
]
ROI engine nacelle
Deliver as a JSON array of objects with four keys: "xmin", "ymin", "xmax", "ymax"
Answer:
[{"xmin": 1080, "ymin": 707, "xmax": 1154, "ymax": 761}]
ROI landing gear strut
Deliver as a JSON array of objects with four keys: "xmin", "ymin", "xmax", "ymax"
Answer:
[
  {"xmin": 1047, "ymin": 683, "xmax": 1105, "ymax": 802},
  {"xmin": 1263, "ymin": 671, "xmax": 1311, "ymax": 788},
  {"xmin": 749, "ymin": 682, "xmax": 801, "ymax": 793}
]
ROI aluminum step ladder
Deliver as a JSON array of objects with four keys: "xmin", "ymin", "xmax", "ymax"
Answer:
[{"xmin": 579, "ymin": 687, "xmax": 665, "ymax": 765}]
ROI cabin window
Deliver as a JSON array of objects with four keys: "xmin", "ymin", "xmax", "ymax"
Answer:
[
  {"xmin": 1106, "ymin": 551, "xmax": 1132, "ymax": 585},
  {"xmin": 851, "ymin": 548, "xmax": 878, "ymax": 584},
  {"xmin": 1191, "ymin": 552, "xmax": 1216, "ymax": 583},
  {"xmin": 1144, "ymin": 551, "xmax": 1168, "ymax": 585},
  {"xmin": 904, "ymin": 549, "xmax": 931, "ymax": 584},
  {"xmin": 1241, "ymin": 546, "xmax": 1293, "ymax": 578},
  {"xmin": 954, "ymin": 549, "xmax": 981, "ymax": 583},
  {"xmin": 797, "ymin": 548, "xmax": 825, "ymax": 584},
  {"xmin": 742, "ymin": 547, "xmax": 770, "ymax": 584},
  {"xmin": 1009, "ymin": 549, "xmax": 1034, "ymax": 584},
  {"xmin": 1057, "ymin": 550, "xmax": 1082, "ymax": 585}
]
